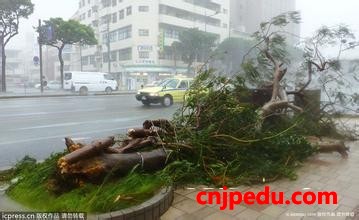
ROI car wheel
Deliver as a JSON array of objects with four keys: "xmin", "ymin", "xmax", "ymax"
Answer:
[
  {"xmin": 79, "ymin": 86, "xmax": 88, "ymax": 95},
  {"xmin": 142, "ymin": 101, "xmax": 151, "ymax": 106},
  {"xmin": 162, "ymin": 95, "xmax": 173, "ymax": 107},
  {"xmin": 105, "ymin": 87, "xmax": 113, "ymax": 94}
]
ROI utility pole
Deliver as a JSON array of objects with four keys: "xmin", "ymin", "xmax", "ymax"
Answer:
[
  {"xmin": 79, "ymin": 44, "xmax": 83, "ymax": 71},
  {"xmin": 38, "ymin": 19, "xmax": 44, "ymax": 93},
  {"xmin": 107, "ymin": 21, "xmax": 111, "ymax": 74}
]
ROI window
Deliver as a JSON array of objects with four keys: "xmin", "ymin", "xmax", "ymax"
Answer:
[
  {"xmin": 88, "ymin": 0, "xmax": 91, "ymax": 4},
  {"xmin": 119, "ymin": 48, "xmax": 132, "ymax": 60},
  {"xmin": 119, "ymin": 10, "xmax": 124, "ymax": 19},
  {"xmin": 139, "ymin": 51, "xmax": 150, "ymax": 59},
  {"xmin": 178, "ymin": 81, "xmax": 188, "ymax": 89},
  {"xmin": 118, "ymin": 26, "xmax": 132, "ymax": 40},
  {"xmin": 139, "ymin": 6, "xmax": 149, "ymax": 12},
  {"xmin": 92, "ymin": 6, "xmax": 98, "ymax": 13},
  {"xmin": 92, "ymin": 20, "xmax": 99, "ymax": 27},
  {"xmin": 81, "ymin": 56, "xmax": 89, "ymax": 65},
  {"xmin": 102, "ymin": 0, "xmax": 111, "ymax": 7},
  {"xmin": 110, "ymin": 51, "xmax": 117, "ymax": 61},
  {"xmin": 138, "ymin": 29, "xmax": 149, "ymax": 36},
  {"xmin": 103, "ymin": 52, "xmax": 109, "ymax": 63},
  {"xmin": 88, "ymin": 10, "xmax": 92, "ymax": 18},
  {"xmin": 104, "ymin": 74, "xmax": 114, "ymax": 80},
  {"xmin": 112, "ymin": 13, "xmax": 117, "ymax": 23},
  {"xmin": 126, "ymin": 6, "xmax": 132, "ymax": 15},
  {"xmin": 164, "ymin": 79, "xmax": 179, "ymax": 89},
  {"xmin": 100, "ymin": 15, "xmax": 111, "ymax": 24},
  {"xmin": 112, "ymin": 0, "xmax": 117, "ymax": 6},
  {"xmin": 89, "ymin": 55, "xmax": 95, "ymax": 65},
  {"xmin": 109, "ymin": 31, "xmax": 117, "ymax": 42}
]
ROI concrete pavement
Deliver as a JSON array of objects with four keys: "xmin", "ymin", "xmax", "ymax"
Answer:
[{"xmin": 162, "ymin": 141, "xmax": 359, "ymax": 220}]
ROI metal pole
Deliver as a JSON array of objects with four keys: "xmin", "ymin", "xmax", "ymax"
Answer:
[
  {"xmin": 107, "ymin": 21, "xmax": 111, "ymax": 74},
  {"xmin": 79, "ymin": 44, "xmax": 83, "ymax": 71},
  {"xmin": 38, "ymin": 19, "xmax": 44, "ymax": 93}
]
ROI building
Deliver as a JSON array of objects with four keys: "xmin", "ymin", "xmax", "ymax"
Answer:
[
  {"xmin": 73, "ymin": 0, "xmax": 230, "ymax": 90},
  {"xmin": 230, "ymin": 0, "xmax": 300, "ymax": 45}
]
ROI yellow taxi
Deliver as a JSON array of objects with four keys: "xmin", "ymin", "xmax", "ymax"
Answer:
[{"xmin": 136, "ymin": 77, "xmax": 193, "ymax": 107}]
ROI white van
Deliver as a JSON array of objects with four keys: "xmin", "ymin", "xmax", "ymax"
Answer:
[{"xmin": 64, "ymin": 71, "xmax": 118, "ymax": 95}]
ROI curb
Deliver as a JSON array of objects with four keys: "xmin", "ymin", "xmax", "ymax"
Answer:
[
  {"xmin": 98, "ymin": 186, "xmax": 174, "ymax": 220},
  {"xmin": 0, "ymin": 92, "xmax": 136, "ymax": 100}
]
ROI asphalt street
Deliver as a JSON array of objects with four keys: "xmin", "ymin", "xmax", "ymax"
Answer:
[{"xmin": 0, "ymin": 94, "xmax": 178, "ymax": 169}]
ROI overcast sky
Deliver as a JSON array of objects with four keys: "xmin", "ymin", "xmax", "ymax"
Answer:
[{"xmin": 7, "ymin": 0, "xmax": 359, "ymax": 51}]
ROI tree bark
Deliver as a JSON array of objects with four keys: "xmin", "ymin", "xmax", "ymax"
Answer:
[
  {"xmin": 59, "ymin": 149, "xmax": 168, "ymax": 178},
  {"xmin": 58, "ymin": 136, "xmax": 115, "ymax": 172},
  {"xmin": 119, "ymin": 136, "xmax": 157, "ymax": 153},
  {"xmin": 58, "ymin": 44, "xmax": 65, "ymax": 89},
  {"xmin": 1, "ymin": 37, "xmax": 6, "ymax": 93},
  {"xmin": 127, "ymin": 128, "xmax": 166, "ymax": 139},
  {"xmin": 306, "ymin": 136, "xmax": 349, "ymax": 158}
]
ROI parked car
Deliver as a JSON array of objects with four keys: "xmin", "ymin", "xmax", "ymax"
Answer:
[
  {"xmin": 46, "ymin": 81, "xmax": 62, "ymax": 90},
  {"xmin": 136, "ymin": 77, "xmax": 193, "ymax": 107},
  {"xmin": 64, "ymin": 71, "xmax": 118, "ymax": 95}
]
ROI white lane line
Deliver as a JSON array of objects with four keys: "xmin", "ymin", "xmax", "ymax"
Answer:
[
  {"xmin": 0, "ymin": 108, "xmax": 106, "ymax": 118},
  {"xmin": 0, "ymin": 126, "xmax": 135, "ymax": 146},
  {"xmin": 15, "ymin": 122, "xmax": 83, "ymax": 130},
  {"xmin": 9, "ymin": 116, "xmax": 147, "ymax": 131}
]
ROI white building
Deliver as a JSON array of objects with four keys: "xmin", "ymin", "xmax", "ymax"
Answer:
[
  {"xmin": 230, "ymin": 0, "xmax": 300, "ymax": 45},
  {"xmin": 73, "ymin": 0, "xmax": 230, "ymax": 89}
]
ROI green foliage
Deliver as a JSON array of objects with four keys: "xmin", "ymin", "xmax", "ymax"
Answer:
[
  {"xmin": 0, "ymin": 0, "xmax": 34, "ymax": 45},
  {"xmin": 41, "ymin": 18, "xmax": 97, "ymax": 46},
  {"xmin": 172, "ymin": 28, "xmax": 217, "ymax": 72},
  {"xmin": 240, "ymin": 12, "xmax": 303, "ymax": 85},
  {"xmin": 159, "ymin": 72, "xmax": 316, "ymax": 186},
  {"xmin": 7, "ymin": 154, "xmax": 164, "ymax": 213},
  {"xmin": 214, "ymin": 37, "xmax": 255, "ymax": 74}
]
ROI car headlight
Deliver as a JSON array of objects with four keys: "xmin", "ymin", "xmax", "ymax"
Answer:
[
  {"xmin": 150, "ymin": 93, "xmax": 159, "ymax": 96},
  {"xmin": 137, "ymin": 91, "xmax": 141, "ymax": 95}
]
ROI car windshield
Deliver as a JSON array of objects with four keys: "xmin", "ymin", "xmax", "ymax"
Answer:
[
  {"xmin": 64, "ymin": 72, "xmax": 72, "ymax": 80},
  {"xmin": 159, "ymin": 79, "xmax": 179, "ymax": 89}
]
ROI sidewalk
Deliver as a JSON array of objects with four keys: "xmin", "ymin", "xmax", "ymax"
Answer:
[{"xmin": 162, "ymin": 141, "xmax": 359, "ymax": 220}]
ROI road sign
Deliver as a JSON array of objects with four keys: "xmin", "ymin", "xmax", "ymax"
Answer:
[{"xmin": 33, "ymin": 56, "xmax": 40, "ymax": 66}]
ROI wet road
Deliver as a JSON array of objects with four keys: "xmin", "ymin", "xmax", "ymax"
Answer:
[{"xmin": 0, "ymin": 95, "xmax": 178, "ymax": 168}]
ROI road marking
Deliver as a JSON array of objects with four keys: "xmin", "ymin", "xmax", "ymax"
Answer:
[
  {"xmin": 0, "ymin": 108, "xmax": 106, "ymax": 118},
  {"xmin": 8, "ymin": 116, "xmax": 148, "ymax": 131},
  {"xmin": 0, "ymin": 126, "xmax": 135, "ymax": 146}
]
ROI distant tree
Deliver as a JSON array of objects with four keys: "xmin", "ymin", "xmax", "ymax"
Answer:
[
  {"xmin": 172, "ymin": 28, "xmax": 217, "ymax": 74},
  {"xmin": 215, "ymin": 37, "xmax": 254, "ymax": 75},
  {"xmin": 40, "ymin": 18, "xmax": 97, "ymax": 88},
  {"xmin": 0, "ymin": 0, "xmax": 34, "ymax": 92}
]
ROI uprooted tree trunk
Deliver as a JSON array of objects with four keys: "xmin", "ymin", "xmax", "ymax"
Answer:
[
  {"xmin": 306, "ymin": 136, "xmax": 349, "ymax": 158},
  {"xmin": 57, "ymin": 119, "xmax": 174, "ymax": 180},
  {"xmin": 259, "ymin": 50, "xmax": 304, "ymax": 118}
]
